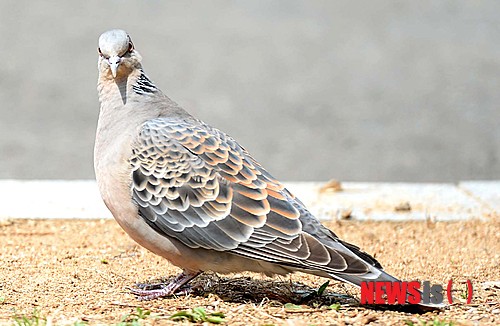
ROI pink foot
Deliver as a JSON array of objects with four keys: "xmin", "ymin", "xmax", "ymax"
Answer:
[{"xmin": 129, "ymin": 270, "xmax": 201, "ymax": 300}]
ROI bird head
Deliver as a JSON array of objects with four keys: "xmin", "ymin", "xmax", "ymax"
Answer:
[{"xmin": 98, "ymin": 29, "xmax": 142, "ymax": 79}]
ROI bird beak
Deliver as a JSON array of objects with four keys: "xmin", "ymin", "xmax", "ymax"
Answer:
[{"xmin": 107, "ymin": 56, "xmax": 121, "ymax": 78}]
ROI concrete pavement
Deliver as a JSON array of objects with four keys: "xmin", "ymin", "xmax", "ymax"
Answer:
[{"xmin": 0, "ymin": 180, "xmax": 497, "ymax": 221}]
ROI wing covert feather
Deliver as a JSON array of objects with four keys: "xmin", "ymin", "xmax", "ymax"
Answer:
[{"xmin": 131, "ymin": 117, "xmax": 377, "ymax": 275}]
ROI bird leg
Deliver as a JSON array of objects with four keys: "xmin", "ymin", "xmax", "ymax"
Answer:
[
  {"xmin": 135, "ymin": 281, "xmax": 169, "ymax": 290},
  {"xmin": 129, "ymin": 270, "xmax": 201, "ymax": 300}
]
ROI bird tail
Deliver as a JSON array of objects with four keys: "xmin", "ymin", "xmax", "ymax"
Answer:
[
  {"xmin": 328, "ymin": 268, "xmax": 446, "ymax": 309},
  {"xmin": 316, "ymin": 236, "xmax": 446, "ymax": 309}
]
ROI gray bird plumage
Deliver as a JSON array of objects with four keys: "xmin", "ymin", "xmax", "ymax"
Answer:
[{"xmin": 94, "ymin": 29, "xmax": 441, "ymax": 307}]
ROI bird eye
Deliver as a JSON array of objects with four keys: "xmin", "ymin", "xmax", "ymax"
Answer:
[
  {"xmin": 128, "ymin": 41, "xmax": 134, "ymax": 52},
  {"xmin": 98, "ymin": 47, "xmax": 103, "ymax": 57}
]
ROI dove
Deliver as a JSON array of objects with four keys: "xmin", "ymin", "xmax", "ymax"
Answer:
[{"xmin": 94, "ymin": 29, "xmax": 437, "ymax": 306}]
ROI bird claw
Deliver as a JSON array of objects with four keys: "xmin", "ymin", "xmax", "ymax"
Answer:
[
  {"xmin": 130, "ymin": 288, "xmax": 168, "ymax": 301},
  {"xmin": 129, "ymin": 284, "xmax": 193, "ymax": 300},
  {"xmin": 134, "ymin": 281, "xmax": 166, "ymax": 291},
  {"xmin": 129, "ymin": 271, "xmax": 200, "ymax": 300}
]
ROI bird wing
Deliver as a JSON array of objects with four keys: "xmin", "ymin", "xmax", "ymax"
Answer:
[{"xmin": 131, "ymin": 117, "xmax": 379, "ymax": 276}]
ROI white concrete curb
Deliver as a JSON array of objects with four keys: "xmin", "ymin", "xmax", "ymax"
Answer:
[
  {"xmin": 0, "ymin": 180, "xmax": 497, "ymax": 221},
  {"xmin": 0, "ymin": 180, "xmax": 112, "ymax": 219}
]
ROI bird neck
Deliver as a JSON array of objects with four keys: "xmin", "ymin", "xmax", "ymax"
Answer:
[
  {"xmin": 97, "ymin": 67, "xmax": 160, "ymax": 107},
  {"xmin": 132, "ymin": 69, "xmax": 159, "ymax": 95}
]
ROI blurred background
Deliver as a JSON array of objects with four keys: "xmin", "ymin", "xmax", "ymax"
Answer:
[{"xmin": 0, "ymin": 1, "xmax": 499, "ymax": 182}]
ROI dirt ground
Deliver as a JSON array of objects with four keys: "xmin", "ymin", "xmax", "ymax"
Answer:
[{"xmin": 0, "ymin": 218, "xmax": 498, "ymax": 325}]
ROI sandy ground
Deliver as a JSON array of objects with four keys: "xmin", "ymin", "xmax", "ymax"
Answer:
[{"xmin": 0, "ymin": 218, "xmax": 498, "ymax": 325}]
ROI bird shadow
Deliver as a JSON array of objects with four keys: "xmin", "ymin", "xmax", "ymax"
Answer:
[{"xmin": 190, "ymin": 273, "xmax": 356, "ymax": 307}]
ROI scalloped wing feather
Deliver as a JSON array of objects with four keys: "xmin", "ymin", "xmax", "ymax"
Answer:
[{"xmin": 130, "ymin": 117, "xmax": 378, "ymax": 276}]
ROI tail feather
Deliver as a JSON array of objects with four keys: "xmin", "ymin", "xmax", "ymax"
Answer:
[
  {"xmin": 321, "ymin": 232, "xmax": 446, "ymax": 309},
  {"xmin": 329, "ymin": 268, "xmax": 400, "ymax": 287},
  {"xmin": 328, "ymin": 268, "xmax": 446, "ymax": 309}
]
